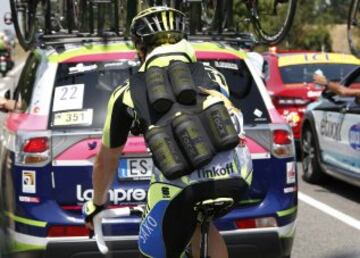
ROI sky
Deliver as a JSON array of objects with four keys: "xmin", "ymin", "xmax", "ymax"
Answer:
[{"xmin": 0, "ymin": 0, "xmax": 13, "ymax": 32}]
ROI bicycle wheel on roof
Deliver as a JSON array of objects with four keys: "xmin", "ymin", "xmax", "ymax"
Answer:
[
  {"xmin": 348, "ymin": 0, "xmax": 360, "ymax": 58},
  {"xmin": 10, "ymin": 0, "xmax": 40, "ymax": 50},
  {"xmin": 246, "ymin": 0, "xmax": 297, "ymax": 45}
]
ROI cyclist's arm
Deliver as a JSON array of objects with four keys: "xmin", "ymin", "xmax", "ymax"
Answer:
[
  {"xmin": 93, "ymin": 144, "xmax": 123, "ymax": 206},
  {"xmin": 92, "ymin": 84, "xmax": 134, "ymax": 206}
]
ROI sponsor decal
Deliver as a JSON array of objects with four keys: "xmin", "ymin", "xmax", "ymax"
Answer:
[
  {"xmin": 253, "ymin": 109, "xmax": 263, "ymax": 118},
  {"xmin": 139, "ymin": 215, "xmax": 158, "ymax": 244},
  {"xmin": 161, "ymin": 187, "xmax": 170, "ymax": 199},
  {"xmin": 214, "ymin": 61, "xmax": 238, "ymax": 70},
  {"xmin": 138, "ymin": 201, "xmax": 167, "ymax": 257},
  {"xmin": 284, "ymin": 186, "xmax": 297, "ymax": 194},
  {"xmin": 76, "ymin": 185, "xmax": 147, "ymax": 204},
  {"xmin": 349, "ymin": 124, "xmax": 360, "ymax": 151},
  {"xmin": 19, "ymin": 196, "xmax": 40, "ymax": 203},
  {"xmin": 69, "ymin": 63, "xmax": 98, "ymax": 74},
  {"xmin": 88, "ymin": 141, "xmax": 97, "ymax": 150},
  {"xmin": 304, "ymin": 53, "xmax": 329, "ymax": 62},
  {"xmin": 320, "ymin": 116, "xmax": 341, "ymax": 141},
  {"xmin": 22, "ymin": 171, "xmax": 36, "ymax": 194},
  {"xmin": 197, "ymin": 162, "xmax": 234, "ymax": 179},
  {"xmin": 286, "ymin": 162, "xmax": 296, "ymax": 184}
]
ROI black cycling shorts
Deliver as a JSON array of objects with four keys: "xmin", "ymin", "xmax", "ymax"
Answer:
[{"xmin": 138, "ymin": 149, "xmax": 250, "ymax": 258}]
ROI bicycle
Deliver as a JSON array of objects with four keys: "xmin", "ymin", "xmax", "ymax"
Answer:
[
  {"xmin": 10, "ymin": 0, "xmax": 296, "ymax": 54},
  {"xmin": 348, "ymin": 0, "xmax": 360, "ymax": 58},
  {"xmin": 92, "ymin": 198, "xmax": 234, "ymax": 258}
]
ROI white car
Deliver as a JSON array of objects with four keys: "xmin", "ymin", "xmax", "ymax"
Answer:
[{"xmin": 301, "ymin": 66, "xmax": 360, "ymax": 186}]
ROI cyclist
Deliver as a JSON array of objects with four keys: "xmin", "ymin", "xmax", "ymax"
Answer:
[
  {"xmin": 83, "ymin": 6, "xmax": 252, "ymax": 258},
  {"xmin": 313, "ymin": 73, "xmax": 360, "ymax": 101}
]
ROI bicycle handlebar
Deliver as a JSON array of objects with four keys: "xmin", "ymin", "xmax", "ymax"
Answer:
[{"xmin": 93, "ymin": 206, "xmax": 144, "ymax": 254}]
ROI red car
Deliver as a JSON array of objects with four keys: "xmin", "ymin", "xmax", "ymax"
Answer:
[{"xmin": 263, "ymin": 49, "xmax": 360, "ymax": 142}]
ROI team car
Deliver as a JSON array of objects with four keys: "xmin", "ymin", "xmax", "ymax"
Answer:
[
  {"xmin": 263, "ymin": 50, "xmax": 360, "ymax": 145},
  {"xmin": 301, "ymin": 66, "xmax": 360, "ymax": 187},
  {"xmin": 0, "ymin": 40, "xmax": 297, "ymax": 258}
]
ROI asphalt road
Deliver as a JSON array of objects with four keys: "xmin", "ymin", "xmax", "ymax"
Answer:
[
  {"xmin": 1, "ymin": 54, "xmax": 359, "ymax": 258},
  {"xmin": 292, "ymin": 163, "xmax": 360, "ymax": 258}
]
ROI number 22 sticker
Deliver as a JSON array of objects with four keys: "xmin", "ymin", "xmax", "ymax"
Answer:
[{"xmin": 53, "ymin": 84, "xmax": 85, "ymax": 112}]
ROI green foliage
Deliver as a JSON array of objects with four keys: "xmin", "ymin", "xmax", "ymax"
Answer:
[{"xmin": 238, "ymin": 0, "xmax": 349, "ymax": 50}]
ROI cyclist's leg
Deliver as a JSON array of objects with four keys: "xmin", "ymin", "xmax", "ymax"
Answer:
[
  {"xmin": 191, "ymin": 223, "xmax": 228, "ymax": 258},
  {"xmin": 138, "ymin": 179, "xmax": 194, "ymax": 258}
]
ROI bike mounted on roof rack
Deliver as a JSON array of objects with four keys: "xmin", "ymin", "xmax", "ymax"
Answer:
[{"xmin": 10, "ymin": 0, "xmax": 297, "ymax": 51}]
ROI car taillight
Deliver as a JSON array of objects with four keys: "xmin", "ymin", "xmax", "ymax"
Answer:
[
  {"xmin": 16, "ymin": 135, "xmax": 51, "ymax": 165},
  {"xmin": 271, "ymin": 129, "xmax": 294, "ymax": 158},
  {"xmin": 23, "ymin": 137, "xmax": 48, "ymax": 153},
  {"xmin": 48, "ymin": 226, "xmax": 90, "ymax": 237},
  {"xmin": 235, "ymin": 217, "xmax": 277, "ymax": 229},
  {"xmin": 273, "ymin": 130, "xmax": 291, "ymax": 145}
]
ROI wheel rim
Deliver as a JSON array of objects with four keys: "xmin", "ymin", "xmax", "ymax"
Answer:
[
  {"xmin": 348, "ymin": 0, "xmax": 360, "ymax": 57},
  {"xmin": 202, "ymin": 0, "xmax": 218, "ymax": 26},
  {"xmin": 250, "ymin": 0, "xmax": 296, "ymax": 45},
  {"xmin": 302, "ymin": 130, "xmax": 315, "ymax": 178}
]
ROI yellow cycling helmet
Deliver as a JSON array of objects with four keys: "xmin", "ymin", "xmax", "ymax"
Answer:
[{"xmin": 130, "ymin": 6, "xmax": 187, "ymax": 47}]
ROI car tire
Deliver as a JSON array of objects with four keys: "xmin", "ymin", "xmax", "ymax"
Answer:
[{"xmin": 301, "ymin": 126, "xmax": 327, "ymax": 184}]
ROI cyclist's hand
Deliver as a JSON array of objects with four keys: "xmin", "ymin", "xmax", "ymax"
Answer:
[{"xmin": 82, "ymin": 200, "xmax": 106, "ymax": 237}]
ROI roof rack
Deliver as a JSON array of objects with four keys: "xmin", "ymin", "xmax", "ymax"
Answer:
[
  {"xmin": 35, "ymin": 31, "xmax": 258, "ymax": 52},
  {"xmin": 188, "ymin": 32, "xmax": 258, "ymax": 50},
  {"xmin": 11, "ymin": 0, "xmax": 288, "ymax": 51}
]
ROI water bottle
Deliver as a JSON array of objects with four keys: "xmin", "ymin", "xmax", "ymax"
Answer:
[
  {"xmin": 168, "ymin": 61, "xmax": 197, "ymax": 105},
  {"xmin": 146, "ymin": 66, "xmax": 174, "ymax": 113},
  {"xmin": 202, "ymin": 102, "xmax": 239, "ymax": 151},
  {"xmin": 172, "ymin": 113, "xmax": 214, "ymax": 168},
  {"xmin": 146, "ymin": 125, "xmax": 189, "ymax": 179}
]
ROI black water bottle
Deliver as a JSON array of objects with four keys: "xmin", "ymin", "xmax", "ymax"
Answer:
[
  {"xmin": 172, "ymin": 113, "xmax": 214, "ymax": 169},
  {"xmin": 168, "ymin": 61, "xmax": 197, "ymax": 105},
  {"xmin": 146, "ymin": 66, "xmax": 174, "ymax": 113},
  {"xmin": 145, "ymin": 125, "xmax": 189, "ymax": 179},
  {"xmin": 203, "ymin": 102, "xmax": 239, "ymax": 151}
]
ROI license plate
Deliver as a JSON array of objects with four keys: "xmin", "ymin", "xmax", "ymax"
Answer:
[
  {"xmin": 52, "ymin": 109, "xmax": 93, "ymax": 126},
  {"xmin": 118, "ymin": 157, "xmax": 153, "ymax": 180}
]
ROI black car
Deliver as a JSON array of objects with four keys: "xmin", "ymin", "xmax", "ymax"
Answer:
[{"xmin": 301, "ymin": 66, "xmax": 360, "ymax": 187}]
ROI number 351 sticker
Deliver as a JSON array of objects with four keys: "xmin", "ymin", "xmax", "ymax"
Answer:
[
  {"xmin": 53, "ymin": 84, "xmax": 84, "ymax": 112},
  {"xmin": 52, "ymin": 109, "xmax": 93, "ymax": 126}
]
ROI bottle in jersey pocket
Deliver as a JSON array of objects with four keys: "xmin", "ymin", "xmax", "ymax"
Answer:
[
  {"xmin": 203, "ymin": 102, "xmax": 239, "ymax": 151},
  {"xmin": 146, "ymin": 125, "xmax": 190, "ymax": 179},
  {"xmin": 172, "ymin": 113, "xmax": 214, "ymax": 169},
  {"xmin": 146, "ymin": 66, "xmax": 174, "ymax": 113},
  {"xmin": 168, "ymin": 61, "xmax": 197, "ymax": 105}
]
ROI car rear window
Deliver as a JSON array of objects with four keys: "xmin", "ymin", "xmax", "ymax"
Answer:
[
  {"xmin": 203, "ymin": 59, "xmax": 270, "ymax": 124},
  {"xmin": 49, "ymin": 58, "xmax": 269, "ymax": 129},
  {"xmin": 49, "ymin": 60, "xmax": 139, "ymax": 129},
  {"xmin": 280, "ymin": 64, "xmax": 358, "ymax": 84}
]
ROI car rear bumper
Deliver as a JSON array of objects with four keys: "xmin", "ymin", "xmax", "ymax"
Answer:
[{"xmin": 12, "ymin": 229, "xmax": 294, "ymax": 258}]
